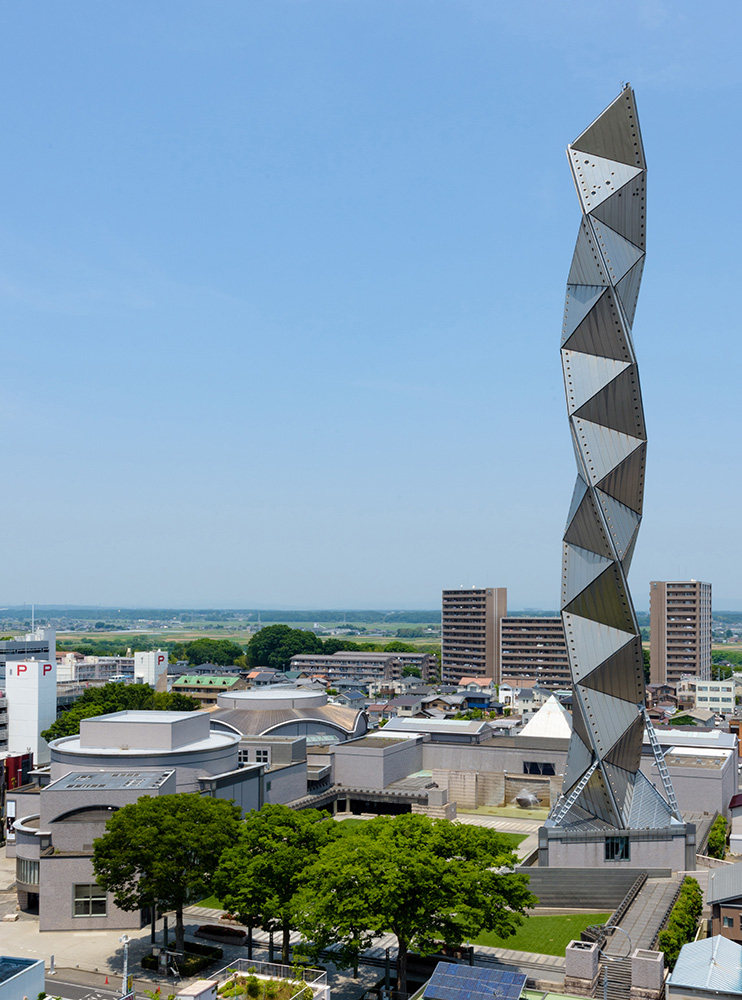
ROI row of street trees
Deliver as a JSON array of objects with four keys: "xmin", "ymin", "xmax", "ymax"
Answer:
[{"xmin": 92, "ymin": 800, "xmax": 535, "ymax": 991}]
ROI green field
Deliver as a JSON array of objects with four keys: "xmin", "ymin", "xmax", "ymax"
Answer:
[{"xmin": 474, "ymin": 913, "xmax": 609, "ymax": 956}]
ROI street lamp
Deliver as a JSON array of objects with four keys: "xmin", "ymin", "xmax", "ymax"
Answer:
[{"xmin": 119, "ymin": 933, "xmax": 130, "ymax": 997}]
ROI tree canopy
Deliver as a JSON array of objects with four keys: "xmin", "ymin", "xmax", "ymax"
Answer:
[
  {"xmin": 245, "ymin": 625, "xmax": 324, "ymax": 670},
  {"xmin": 41, "ymin": 682, "xmax": 199, "ymax": 742},
  {"xmin": 295, "ymin": 813, "xmax": 536, "ymax": 991},
  {"xmin": 170, "ymin": 637, "xmax": 245, "ymax": 666},
  {"xmin": 93, "ymin": 793, "xmax": 241, "ymax": 953},
  {"xmin": 214, "ymin": 803, "xmax": 339, "ymax": 963}
]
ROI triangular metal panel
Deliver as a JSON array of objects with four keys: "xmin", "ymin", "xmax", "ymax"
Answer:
[
  {"xmin": 595, "ymin": 442, "xmax": 647, "ymax": 513},
  {"xmin": 579, "ymin": 688, "xmax": 640, "ymax": 760},
  {"xmin": 564, "ymin": 491, "xmax": 613, "ymax": 559},
  {"xmin": 580, "ymin": 638, "xmax": 644, "ymax": 703},
  {"xmin": 571, "ymin": 88, "xmax": 645, "ymax": 169},
  {"xmin": 569, "ymin": 423, "xmax": 590, "ymax": 484},
  {"xmin": 604, "ymin": 715, "xmax": 644, "ymax": 772},
  {"xmin": 562, "ymin": 288, "xmax": 634, "ymax": 362},
  {"xmin": 620, "ymin": 531, "xmax": 639, "ymax": 575},
  {"xmin": 562, "ymin": 351, "xmax": 631, "ymax": 415},
  {"xmin": 565, "ymin": 475, "xmax": 589, "ymax": 528},
  {"xmin": 580, "ymin": 767, "xmax": 618, "ymax": 826},
  {"xmin": 616, "ymin": 257, "xmax": 645, "ymax": 328},
  {"xmin": 562, "ymin": 542, "xmax": 614, "ymax": 606},
  {"xmin": 590, "ymin": 174, "xmax": 646, "ymax": 250},
  {"xmin": 596, "ymin": 489, "xmax": 641, "ymax": 559},
  {"xmin": 571, "ymin": 695, "xmax": 593, "ymax": 748},
  {"xmin": 572, "ymin": 417, "xmax": 644, "ymax": 486},
  {"xmin": 572, "ymin": 365, "xmax": 646, "ymax": 439},
  {"xmin": 563, "ymin": 285, "xmax": 608, "ymax": 343},
  {"xmin": 563, "ymin": 613, "xmax": 635, "ymax": 680},
  {"xmin": 627, "ymin": 769, "xmax": 676, "ymax": 830},
  {"xmin": 567, "ymin": 221, "xmax": 610, "ymax": 286},
  {"xmin": 568, "ymin": 148, "xmax": 643, "ymax": 213},
  {"xmin": 563, "ymin": 731, "xmax": 595, "ymax": 794},
  {"xmin": 602, "ymin": 760, "xmax": 636, "ymax": 816},
  {"xmin": 589, "ymin": 217, "xmax": 645, "ymax": 285},
  {"xmin": 564, "ymin": 564, "xmax": 635, "ymax": 633}
]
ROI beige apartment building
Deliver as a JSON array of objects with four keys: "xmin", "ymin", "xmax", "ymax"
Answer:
[
  {"xmin": 650, "ymin": 580, "xmax": 712, "ymax": 685},
  {"xmin": 499, "ymin": 616, "xmax": 570, "ymax": 689},
  {"xmin": 441, "ymin": 587, "xmax": 506, "ymax": 684}
]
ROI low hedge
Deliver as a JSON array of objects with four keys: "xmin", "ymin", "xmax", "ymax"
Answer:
[
  {"xmin": 141, "ymin": 939, "xmax": 223, "ymax": 975},
  {"xmin": 658, "ymin": 877, "xmax": 703, "ymax": 970},
  {"xmin": 197, "ymin": 923, "xmax": 247, "ymax": 943}
]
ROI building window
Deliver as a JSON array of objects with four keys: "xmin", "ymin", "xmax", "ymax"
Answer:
[
  {"xmin": 723, "ymin": 916, "xmax": 734, "ymax": 928},
  {"xmin": 16, "ymin": 858, "xmax": 39, "ymax": 886},
  {"xmin": 605, "ymin": 836, "xmax": 630, "ymax": 862},
  {"xmin": 256, "ymin": 749, "xmax": 270, "ymax": 763},
  {"xmin": 523, "ymin": 762, "xmax": 555, "ymax": 776},
  {"xmin": 73, "ymin": 883, "xmax": 107, "ymax": 917}
]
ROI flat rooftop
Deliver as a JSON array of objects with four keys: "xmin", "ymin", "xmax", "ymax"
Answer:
[
  {"xmin": 98, "ymin": 710, "xmax": 194, "ymax": 723},
  {"xmin": 0, "ymin": 956, "xmax": 41, "ymax": 985},
  {"xmin": 47, "ymin": 770, "xmax": 174, "ymax": 791}
]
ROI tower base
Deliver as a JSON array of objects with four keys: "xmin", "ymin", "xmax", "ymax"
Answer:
[{"xmin": 538, "ymin": 818, "xmax": 696, "ymax": 870}]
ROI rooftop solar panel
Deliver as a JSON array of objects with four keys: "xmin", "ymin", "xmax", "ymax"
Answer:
[{"xmin": 423, "ymin": 962, "xmax": 526, "ymax": 1000}]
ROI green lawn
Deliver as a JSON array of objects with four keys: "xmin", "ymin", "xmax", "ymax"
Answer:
[
  {"xmin": 474, "ymin": 913, "xmax": 609, "ymax": 956},
  {"xmin": 457, "ymin": 804, "xmax": 550, "ymax": 821},
  {"xmin": 197, "ymin": 894, "xmax": 224, "ymax": 909}
]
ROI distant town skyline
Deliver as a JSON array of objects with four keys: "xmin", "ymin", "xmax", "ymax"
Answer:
[{"xmin": 2, "ymin": 3, "xmax": 739, "ymax": 610}]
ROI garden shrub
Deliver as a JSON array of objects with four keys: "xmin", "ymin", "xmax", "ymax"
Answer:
[
  {"xmin": 141, "ymin": 939, "xmax": 222, "ymax": 974},
  {"xmin": 658, "ymin": 878, "xmax": 703, "ymax": 970},
  {"xmin": 707, "ymin": 816, "xmax": 728, "ymax": 859}
]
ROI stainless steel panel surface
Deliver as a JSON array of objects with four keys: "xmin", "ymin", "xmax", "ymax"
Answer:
[
  {"xmin": 562, "ymin": 350, "xmax": 630, "ymax": 414},
  {"xmin": 562, "ymin": 542, "xmax": 613, "ymax": 606},
  {"xmin": 571, "ymin": 417, "xmax": 643, "ymax": 486},
  {"xmin": 590, "ymin": 174, "xmax": 646, "ymax": 249},
  {"xmin": 562, "ymin": 287, "xmax": 633, "ymax": 361},
  {"xmin": 590, "ymin": 216, "xmax": 645, "ymax": 284},
  {"xmin": 568, "ymin": 148, "xmax": 643, "ymax": 214},
  {"xmin": 571, "ymin": 89, "xmax": 646, "ymax": 169}
]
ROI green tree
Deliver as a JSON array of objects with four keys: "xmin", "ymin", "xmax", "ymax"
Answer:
[
  {"xmin": 246, "ymin": 626, "xmax": 323, "ymax": 671},
  {"xmin": 93, "ymin": 794, "xmax": 240, "ymax": 954},
  {"xmin": 214, "ymin": 804, "xmax": 339, "ymax": 964},
  {"xmin": 707, "ymin": 815, "xmax": 728, "ymax": 859},
  {"xmin": 295, "ymin": 813, "xmax": 536, "ymax": 992},
  {"xmin": 383, "ymin": 641, "xmax": 418, "ymax": 653},
  {"xmin": 401, "ymin": 665, "xmax": 422, "ymax": 678},
  {"xmin": 642, "ymin": 647, "xmax": 650, "ymax": 684},
  {"xmin": 184, "ymin": 637, "xmax": 245, "ymax": 666},
  {"xmin": 41, "ymin": 683, "xmax": 199, "ymax": 742}
]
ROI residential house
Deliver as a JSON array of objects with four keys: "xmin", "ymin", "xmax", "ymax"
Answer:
[{"xmin": 708, "ymin": 863, "xmax": 742, "ymax": 943}]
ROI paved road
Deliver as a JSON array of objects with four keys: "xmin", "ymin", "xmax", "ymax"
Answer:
[{"xmin": 46, "ymin": 978, "xmax": 140, "ymax": 1000}]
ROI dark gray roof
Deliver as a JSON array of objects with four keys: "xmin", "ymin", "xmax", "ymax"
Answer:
[
  {"xmin": 48, "ymin": 770, "xmax": 174, "ymax": 791},
  {"xmin": 708, "ymin": 862, "xmax": 742, "ymax": 905}
]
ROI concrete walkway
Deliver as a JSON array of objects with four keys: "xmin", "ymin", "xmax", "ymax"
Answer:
[{"xmin": 609, "ymin": 875, "xmax": 681, "ymax": 953}]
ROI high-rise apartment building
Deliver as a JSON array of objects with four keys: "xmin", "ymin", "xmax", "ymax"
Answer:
[
  {"xmin": 650, "ymin": 580, "xmax": 712, "ymax": 685},
  {"xmin": 499, "ymin": 617, "xmax": 570, "ymax": 689},
  {"xmin": 441, "ymin": 588, "xmax": 506, "ymax": 684}
]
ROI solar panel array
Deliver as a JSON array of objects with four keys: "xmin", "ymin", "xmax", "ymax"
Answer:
[{"xmin": 424, "ymin": 962, "xmax": 526, "ymax": 1000}]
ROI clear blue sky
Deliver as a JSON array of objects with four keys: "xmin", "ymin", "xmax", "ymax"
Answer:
[{"xmin": 1, "ymin": 1, "xmax": 739, "ymax": 611}]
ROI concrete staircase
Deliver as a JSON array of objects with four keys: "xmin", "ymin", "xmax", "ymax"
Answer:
[{"xmin": 598, "ymin": 957, "xmax": 633, "ymax": 1000}]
